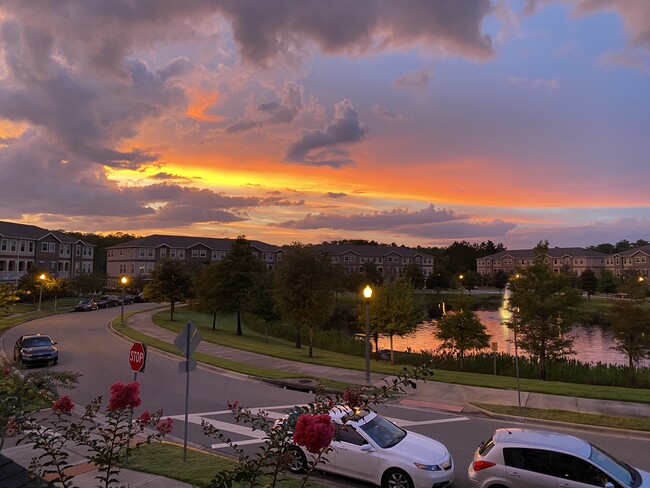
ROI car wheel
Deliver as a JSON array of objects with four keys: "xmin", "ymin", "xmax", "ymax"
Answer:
[
  {"xmin": 382, "ymin": 468, "xmax": 414, "ymax": 488},
  {"xmin": 286, "ymin": 447, "xmax": 307, "ymax": 474}
]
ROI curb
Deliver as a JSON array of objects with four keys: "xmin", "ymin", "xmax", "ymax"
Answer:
[{"xmin": 471, "ymin": 404, "xmax": 650, "ymax": 440}]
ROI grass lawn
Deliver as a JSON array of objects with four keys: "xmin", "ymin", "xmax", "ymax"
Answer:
[
  {"xmin": 473, "ymin": 403, "xmax": 650, "ymax": 432},
  {"xmin": 123, "ymin": 442, "xmax": 324, "ymax": 488}
]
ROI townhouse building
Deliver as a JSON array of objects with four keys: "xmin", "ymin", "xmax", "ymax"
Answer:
[
  {"xmin": 313, "ymin": 243, "xmax": 435, "ymax": 279},
  {"xmin": 106, "ymin": 234, "xmax": 284, "ymax": 282},
  {"xmin": 476, "ymin": 247, "xmax": 609, "ymax": 278},
  {"xmin": 0, "ymin": 220, "xmax": 95, "ymax": 284},
  {"xmin": 605, "ymin": 245, "xmax": 650, "ymax": 278}
]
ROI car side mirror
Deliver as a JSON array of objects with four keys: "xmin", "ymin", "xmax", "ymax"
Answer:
[
  {"xmin": 52, "ymin": 341, "xmax": 58, "ymax": 345},
  {"xmin": 360, "ymin": 444, "xmax": 373, "ymax": 452},
  {"xmin": 604, "ymin": 483, "xmax": 614, "ymax": 488}
]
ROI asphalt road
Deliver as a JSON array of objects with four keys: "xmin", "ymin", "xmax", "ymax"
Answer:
[{"xmin": 3, "ymin": 307, "xmax": 650, "ymax": 488}]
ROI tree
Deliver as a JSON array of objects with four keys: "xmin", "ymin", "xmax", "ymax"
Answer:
[
  {"xmin": 0, "ymin": 284, "xmax": 19, "ymax": 315},
  {"xmin": 425, "ymin": 266, "xmax": 452, "ymax": 294},
  {"xmin": 508, "ymin": 241, "xmax": 583, "ymax": 380},
  {"xmin": 144, "ymin": 260, "xmax": 193, "ymax": 321},
  {"xmin": 192, "ymin": 261, "xmax": 221, "ymax": 330},
  {"xmin": 70, "ymin": 271, "xmax": 107, "ymax": 296},
  {"xmin": 491, "ymin": 269, "xmax": 509, "ymax": 294},
  {"xmin": 363, "ymin": 276, "xmax": 421, "ymax": 364},
  {"xmin": 578, "ymin": 269, "xmax": 598, "ymax": 301},
  {"xmin": 597, "ymin": 270, "xmax": 618, "ymax": 297},
  {"xmin": 209, "ymin": 236, "xmax": 265, "ymax": 336},
  {"xmin": 608, "ymin": 301, "xmax": 650, "ymax": 376},
  {"xmin": 361, "ymin": 261, "xmax": 383, "ymax": 287},
  {"xmin": 246, "ymin": 267, "xmax": 279, "ymax": 341},
  {"xmin": 47, "ymin": 277, "xmax": 72, "ymax": 310},
  {"xmin": 460, "ymin": 270, "xmax": 480, "ymax": 294},
  {"xmin": 617, "ymin": 272, "xmax": 648, "ymax": 301},
  {"xmin": 434, "ymin": 299, "xmax": 491, "ymax": 370},
  {"xmin": 403, "ymin": 263, "xmax": 425, "ymax": 289},
  {"xmin": 273, "ymin": 243, "xmax": 340, "ymax": 357}
]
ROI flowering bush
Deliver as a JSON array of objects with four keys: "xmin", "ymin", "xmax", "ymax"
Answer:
[
  {"xmin": 15, "ymin": 380, "xmax": 171, "ymax": 488},
  {"xmin": 108, "ymin": 381, "xmax": 141, "ymax": 411},
  {"xmin": 342, "ymin": 387, "xmax": 363, "ymax": 408},
  {"xmin": 292, "ymin": 414, "xmax": 334, "ymax": 454},
  {"xmin": 52, "ymin": 396, "xmax": 74, "ymax": 414}
]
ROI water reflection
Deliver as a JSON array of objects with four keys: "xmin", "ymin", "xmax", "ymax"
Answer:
[{"xmin": 376, "ymin": 292, "xmax": 649, "ymax": 367}]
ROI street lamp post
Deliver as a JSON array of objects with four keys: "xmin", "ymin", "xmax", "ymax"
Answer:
[
  {"xmin": 459, "ymin": 274, "xmax": 464, "ymax": 294},
  {"xmin": 513, "ymin": 311, "xmax": 522, "ymax": 410},
  {"xmin": 37, "ymin": 273, "xmax": 46, "ymax": 312},
  {"xmin": 363, "ymin": 285, "xmax": 373, "ymax": 385},
  {"xmin": 120, "ymin": 276, "xmax": 128, "ymax": 326}
]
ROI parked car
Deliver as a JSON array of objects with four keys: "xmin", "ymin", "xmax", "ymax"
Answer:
[
  {"xmin": 74, "ymin": 298, "xmax": 98, "ymax": 311},
  {"xmin": 132, "ymin": 292, "xmax": 148, "ymax": 303},
  {"xmin": 287, "ymin": 406, "xmax": 454, "ymax": 488},
  {"xmin": 118, "ymin": 294, "xmax": 134, "ymax": 305},
  {"xmin": 468, "ymin": 427, "xmax": 650, "ymax": 488},
  {"xmin": 96, "ymin": 295, "xmax": 119, "ymax": 308},
  {"xmin": 14, "ymin": 334, "xmax": 59, "ymax": 367}
]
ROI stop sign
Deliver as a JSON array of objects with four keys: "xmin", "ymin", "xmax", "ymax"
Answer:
[{"xmin": 129, "ymin": 342, "xmax": 147, "ymax": 373}]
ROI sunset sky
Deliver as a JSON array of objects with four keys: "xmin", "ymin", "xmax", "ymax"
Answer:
[{"xmin": 0, "ymin": 1, "xmax": 649, "ymax": 250}]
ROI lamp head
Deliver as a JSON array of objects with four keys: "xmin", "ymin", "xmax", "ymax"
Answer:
[
  {"xmin": 121, "ymin": 276, "xmax": 128, "ymax": 285},
  {"xmin": 363, "ymin": 285, "xmax": 373, "ymax": 300},
  {"xmin": 39, "ymin": 273, "xmax": 46, "ymax": 280}
]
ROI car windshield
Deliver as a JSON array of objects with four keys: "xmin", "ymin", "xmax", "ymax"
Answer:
[
  {"xmin": 22, "ymin": 337, "xmax": 52, "ymax": 347},
  {"xmin": 358, "ymin": 414, "xmax": 406, "ymax": 448},
  {"xmin": 589, "ymin": 443, "xmax": 637, "ymax": 487}
]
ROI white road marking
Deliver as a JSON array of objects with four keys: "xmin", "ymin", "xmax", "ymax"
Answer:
[{"xmin": 170, "ymin": 404, "xmax": 471, "ymax": 450}]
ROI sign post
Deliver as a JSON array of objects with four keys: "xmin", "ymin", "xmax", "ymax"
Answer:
[
  {"xmin": 129, "ymin": 342, "xmax": 147, "ymax": 381},
  {"xmin": 174, "ymin": 321, "xmax": 202, "ymax": 462}
]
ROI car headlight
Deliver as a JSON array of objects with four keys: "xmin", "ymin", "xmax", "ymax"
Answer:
[
  {"xmin": 21, "ymin": 349, "xmax": 33, "ymax": 357},
  {"xmin": 414, "ymin": 462, "xmax": 442, "ymax": 471}
]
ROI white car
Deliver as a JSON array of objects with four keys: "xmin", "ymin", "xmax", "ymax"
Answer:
[
  {"xmin": 468, "ymin": 427, "xmax": 650, "ymax": 488},
  {"xmin": 287, "ymin": 406, "xmax": 454, "ymax": 488}
]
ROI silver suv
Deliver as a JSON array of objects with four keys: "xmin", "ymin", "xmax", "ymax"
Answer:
[{"xmin": 468, "ymin": 428, "xmax": 649, "ymax": 488}]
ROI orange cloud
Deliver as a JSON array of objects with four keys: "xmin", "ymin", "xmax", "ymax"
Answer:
[{"xmin": 186, "ymin": 89, "xmax": 223, "ymax": 122}]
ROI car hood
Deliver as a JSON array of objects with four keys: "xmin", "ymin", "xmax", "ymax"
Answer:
[
  {"xmin": 22, "ymin": 345, "xmax": 56, "ymax": 354},
  {"xmin": 389, "ymin": 430, "xmax": 450, "ymax": 465}
]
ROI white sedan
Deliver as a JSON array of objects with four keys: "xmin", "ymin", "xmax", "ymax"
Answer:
[{"xmin": 288, "ymin": 406, "xmax": 454, "ymax": 488}]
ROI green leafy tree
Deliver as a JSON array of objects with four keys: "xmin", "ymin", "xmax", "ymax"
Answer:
[
  {"xmin": 0, "ymin": 284, "xmax": 19, "ymax": 315},
  {"xmin": 508, "ymin": 240, "xmax": 583, "ymax": 380},
  {"xmin": 70, "ymin": 271, "xmax": 107, "ymax": 297},
  {"xmin": 144, "ymin": 260, "xmax": 193, "ymax": 321},
  {"xmin": 425, "ymin": 266, "xmax": 452, "ymax": 294},
  {"xmin": 364, "ymin": 276, "xmax": 421, "ymax": 364},
  {"xmin": 403, "ymin": 263, "xmax": 425, "ymax": 289},
  {"xmin": 608, "ymin": 301, "xmax": 650, "ymax": 376},
  {"xmin": 192, "ymin": 261, "xmax": 221, "ymax": 330},
  {"xmin": 273, "ymin": 243, "xmax": 341, "ymax": 357},
  {"xmin": 460, "ymin": 270, "xmax": 480, "ymax": 295},
  {"xmin": 246, "ymin": 267, "xmax": 279, "ymax": 341},
  {"xmin": 361, "ymin": 261, "xmax": 383, "ymax": 287},
  {"xmin": 617, "ymin": 272, "xmax": 648, "ymax": 301},
  {"xmin": 578, "ymin": 269, "xmax": 598, "ymax": 301},
  {"xmin": 211, "ymin": 236, "xmax": 265, "ymax": 336},
  {"xmin": 491, "ymin": 269, "xmax": 509, "ymax": 294},
  {"xmin": 47, "ymin": 277, "xmax": 72, "ymax": 310},
  {"xmin": 434, "ymin": 299, "xmax": 491, "ymax": 370},
  {"xmin": 597, "ymin": 270, "xmax": 618, "ymax": 297}
]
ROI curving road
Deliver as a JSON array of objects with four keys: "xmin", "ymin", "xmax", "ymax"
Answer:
[{"xmin": 3, "ymin": 306, "xmax": 650, "ymax": 488}]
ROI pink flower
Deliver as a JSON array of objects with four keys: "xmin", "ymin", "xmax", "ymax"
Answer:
[
  {"xmin": 108, "ymin": 382, "xmax": 141, "ymax": 411},
  {"xmin": 5, "ymin": 418, "xmax": 18, "ymax": 437},
  {"xmin": 292, "ymin": 414, "xmax": 334, "ymax": 454},
  {"xmin": 3, "ymin": 367, "xmax": 11, "ymax": 376},
  {"xmin": 138, "ymin": 410, "xmax": 151, "ymax": 425},
  {"xmin": 343, "ymin": 387, "xmax": 362, "ymax": 409},
  {"xmin": 52, "ymin": 396, "xmax": 75, "ymax": 414},
  {"xmin": 154, "ymin": 418, "xmax": 173, "ymax": 435}
]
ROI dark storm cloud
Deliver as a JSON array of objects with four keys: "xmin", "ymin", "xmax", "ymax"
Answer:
[
  {"xmin": 285, "ymin": 99, "xmax": 369, "ymax": 168},
  {"xmin": 326, "ymin": 192, "xmax": 347, "ymax": 199}
]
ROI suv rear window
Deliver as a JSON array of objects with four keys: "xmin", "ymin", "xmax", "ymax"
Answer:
[{"xmin": 478, "ymin": 436, "xmax": 495, "ymax": 456}]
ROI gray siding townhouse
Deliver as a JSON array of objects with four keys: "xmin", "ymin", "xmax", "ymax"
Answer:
[
  {"xmin": 313, "ymin": 244, "xmax": 435, "ymax": 279},
  {"xmin": 0, "ymin": 220, "xmax": 95, "ymax": 284},
  {"xmin": 106, "ymin": 234, "xmax": 284, "ymax": 282},
  {"xmin": 477, "ymin": 247, "xmax": 608, "ymax": 277}
]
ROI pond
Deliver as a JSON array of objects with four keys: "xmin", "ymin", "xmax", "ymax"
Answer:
[{"xmin": 376, "ymin": 293, "xmax": 649, "ymax": 367}]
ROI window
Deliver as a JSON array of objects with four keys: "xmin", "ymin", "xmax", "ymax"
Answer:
[
  {"xmin": 192, "ymin": 249, "xmax": 199, "ymax": 257},
  {"xmin": 200, "ymin": 250, "xmax": 206, "ymax": 258},
  {"xmin": 76, "ymin": 245, "xmax": 81, "ymax": 256},
  {"xmin": 550, "ymin": 452, "xmax": 613, "ymax": 486},
  {"xmin": 148, "ymin": 248, "xmax": 154, "ymax": 257},
  {"xmin": 140, "ymin": 248, "xmax": 146, "ymax": 258},
  {"xmin": 9, "ymin": 240, "xmax": 16, "ymax": 252},
  {"xmin": 334, "ymin": 425, "xmax": 366, "ymax": 446},
  {"xmin": 178, "ymin": 250, "xmax": 185, "ymax": 259},
  {"xmin": 20, "ymin": 241, "xmax": 26, "ymax": 252},
  {"xmin": 503, "ymin": 448, "xmax": 551, "ymax": 475},
  {"xmin": 42, "ymin": 242, "xmax": 49, "ymax": 252},
  {"xmin": 212, "ymin": 251, "xmax": 218, "ymax": 260},
  {"xmin": 0, "ymin": 239, "xmax": 6, "ymax": 251},
  {"xmin": 171, "ymin": 249, "xmax": 177, "ymax": 258},
  {"xmin": 160, "ymin": 248, "xmax": 167, "ymax": 258}
]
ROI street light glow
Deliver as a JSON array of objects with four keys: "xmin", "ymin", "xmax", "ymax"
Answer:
[{"xmin": 363, "ymin": 285, "xmax": 372, "ymax": 299}]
